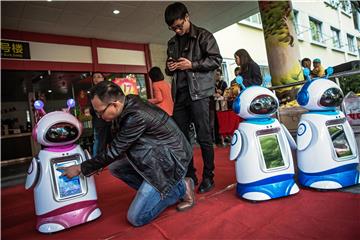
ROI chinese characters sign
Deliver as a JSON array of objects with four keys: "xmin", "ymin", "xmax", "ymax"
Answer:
[
  {"xmin": 113, "ymin": 77, "xmax": 139, "ymax": 95},
  {"xmin": 1, "ymin": 40, "xmax": 30, "ymax": 59}
]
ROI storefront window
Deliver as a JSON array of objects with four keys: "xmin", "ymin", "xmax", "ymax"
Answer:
[
  {"xmin": 1, "ymin": 70, "xmax": 33, "ymax": 135},
  {"xmin": 106, "ymin": 73, "xmax": 147, "ymax": 99},
  {"xmin": 1, "ymin": 70, "xmax": 149, "ymax": 139}
]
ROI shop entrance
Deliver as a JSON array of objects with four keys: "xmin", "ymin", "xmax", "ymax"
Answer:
[{"xmin": 1, "ymin": 70, "xmax": 148, "ymax": 187}]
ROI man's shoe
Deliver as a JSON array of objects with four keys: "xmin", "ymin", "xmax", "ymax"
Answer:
[
  {"xmin": 177, "ymin": 178, "xmax": 195, "ymax": 212},
  {"xmin": 198, "ymin": 178, "xmax": 214, "ymax": 194}
]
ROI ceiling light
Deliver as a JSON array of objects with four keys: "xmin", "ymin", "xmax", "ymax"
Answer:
[
  {"xmin": 48, "ymin": 90, "xmax": 52, "ymax": 93},
  {"xmin": 47, "ymin": 0, "xmax": 52, "ymax": 2},
  {"xmin": 113, "ymin": 9, "xmax": 120, "ymax": 15}
]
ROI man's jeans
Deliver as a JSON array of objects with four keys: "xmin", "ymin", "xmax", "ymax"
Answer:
[{"xmin": 109, "ymin": 160, "xmax": 186, "ymax": 227}]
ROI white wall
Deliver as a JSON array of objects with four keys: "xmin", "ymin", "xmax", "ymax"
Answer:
[
  {"xmin": 214, "ymin": 23, "xmax": 268, "ymax": 81},
  {"xmin": 149, "ymin": 43, "xmax": 171, "ymax": 83},
  {"xmin": 97, "ymin": 48, "xmax": 146, "ymax": 66}
]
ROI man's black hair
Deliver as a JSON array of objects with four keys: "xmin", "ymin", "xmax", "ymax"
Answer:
[
  {"xmin": 234, "ymin": 66, "xmax": 241, "ymax": 74},
  {"xmin": 165, "ymin": 2, "xmax": 188, "ymax": 26},
  {"xmin": 149, "ymin": 67, "xmax": 165, "ymax": 82},
  {"xmin": 90, "ymin": 81, "xmax": 125, "ymax": 103}
]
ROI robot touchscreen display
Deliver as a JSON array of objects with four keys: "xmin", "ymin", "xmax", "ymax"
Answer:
[
  {"xmin": 327, "ymin": 125, "xmax": 353, "ymax": 159},
  {"xmin": 258, "ymin": 134, "xmax": 285, "ymax": 169},
  {"xmin": 55, "ymin": 161, "xmax": 82, "ymax": 199}
]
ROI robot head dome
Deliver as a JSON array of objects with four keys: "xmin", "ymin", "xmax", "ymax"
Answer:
[
  {"xmin": 33, "ymin": 99, "xmax": 83, "ymax": 146},
  {"xmin": 232, "ymin": 76, "xmax": 279, "ymax": 119},
  {"xmin": 297, "ymin": 67, "xmax": 343, "ymax": 111}
]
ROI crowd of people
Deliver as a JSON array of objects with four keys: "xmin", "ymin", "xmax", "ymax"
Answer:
[
  {"xmin": 59, "ymin": 2, "xmax": 263, "ymax": 228},
  {"xmin": 301, "ymin": 57, "xmax": 326, "ymax": 78}
]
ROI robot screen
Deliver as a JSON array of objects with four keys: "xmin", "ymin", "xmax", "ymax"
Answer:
[
  {"xmin": 55, "ymin": 161, "xmax": 83, "ymax": 199},
  {"xmin": 258, "ymin": 134, "xmax": 285, "ymax": 170},
  {"xmin": 327, "ymin": 125, "xmax": 353, "ymax": 159}
]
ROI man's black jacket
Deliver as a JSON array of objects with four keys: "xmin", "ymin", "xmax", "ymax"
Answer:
[
  {"xmin": 165, "ymin": 24, "xmax": 222, "ymax": 101},
  {"xmin": 81, "ymin": 95, "xmax": 192, "ymax": 195}
]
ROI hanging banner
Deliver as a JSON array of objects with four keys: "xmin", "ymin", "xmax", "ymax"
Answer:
[
  {"xmin": 113, "ymin": 77, "xmax": 139, "ymax": 95},
  {"xmin": 1, "ymin": 40, "xmax": 30, "ymax": 59}
]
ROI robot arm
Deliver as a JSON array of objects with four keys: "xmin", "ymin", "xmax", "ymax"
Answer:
[
  {"xmin": 25, "ymin": 157, "xmax": 39, "ymax": 189},
  {"xmin": 280, "ymin": 123, "xmax": 297, "ymax": 150},
  {"xmin": 230, "ymin": 130, "xmax": 242, "ymax": 160},
  {"xmin": 297, "ymin": 121, "xmax": 313, "ymax": 151}
]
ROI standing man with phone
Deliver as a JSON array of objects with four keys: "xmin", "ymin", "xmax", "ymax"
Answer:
[{"xmin": 164, "ymin": 2, "xmax": 222, "ymax": 196}]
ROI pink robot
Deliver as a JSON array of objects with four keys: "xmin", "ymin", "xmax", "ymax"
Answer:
[{"xmin": 25, "ymin": 99, "xmax": 101, "ymax": 233}]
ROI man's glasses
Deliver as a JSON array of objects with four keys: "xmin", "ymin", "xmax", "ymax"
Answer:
[
  {"xmin": 95, "ymin": 102, "xmax": 114, "ymax": 118},
  {"xmin": 168, "ymin": 19, "xmax": 185, "ymax": 31}
]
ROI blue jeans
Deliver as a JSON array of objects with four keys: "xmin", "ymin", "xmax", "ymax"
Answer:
[{"xmin": 108, "ymin": 160, "xmax": 186, "ymax": 227}]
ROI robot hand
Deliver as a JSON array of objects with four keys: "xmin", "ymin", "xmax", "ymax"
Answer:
[{"xmin": 57, "ymin": 165, "xmax": 81, "ymax": 179}]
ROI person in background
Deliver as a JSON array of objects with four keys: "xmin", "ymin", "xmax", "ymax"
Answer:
[
  {"xmin": 230, "ymin": 66, "xmax": 241, "ymax": 86},
  {"xmin": 234, "ymin": 49, "xmax": 262, "ymax": 89},
  {"xmin": 165, "ymin": 2, "xmax": 222, "ymax": 194},
  {"xmin": 91, "ymin": 72, "xmax": 112, "ymax": 156},
  {"xmin": 59, "ymin": 81, "xmax": 195, "ymax": 226},
  {"xmin": 210, "ymin": 69, "xmax": 226, "ymax": 146},
  {"xmin": 301, "ymin": 58, "xmax": 312, "ymax": 70},
  {"xmin": 215, "ymin": 68, "xmax": 228, "ymax": 97},
  {"xmin": 229, "ymin": 67, "xmax": 242, "ymax": 109},
  {"xmin": 147, "ymin": 67, "xmax": 174, "ymax": 116},
  {"xmin": 214, "ymin": 68, "xmax": 227, "ymax": 145},
  {"xmin": 312, "ymin": 58, "xmax": 325, "ymax": 78}
]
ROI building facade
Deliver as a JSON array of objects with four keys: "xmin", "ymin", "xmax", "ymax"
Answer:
[{"xmin": 215, "ymin": 0, "xmax": 360, "ymax": 84}]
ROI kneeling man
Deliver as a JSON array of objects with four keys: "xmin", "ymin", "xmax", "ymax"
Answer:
[{"xmin": 59, "ymin": 81, "xmax": 195, "ymax": 227}]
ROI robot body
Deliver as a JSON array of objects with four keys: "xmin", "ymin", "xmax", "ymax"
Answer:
[
  {"xmin": 296, "ymin": 74, "xmax": 359, "ymax": 189},
  {"xmin": 26, "ymin": 100, "xmax": 101, "ymax": 233},
  {"xmin": 230, "ymin": 83, "xmax": 299, "ymax": 201}
]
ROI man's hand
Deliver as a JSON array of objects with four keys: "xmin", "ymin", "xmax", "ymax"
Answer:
[
  {"xmin": 57, "ymin": 165, "xmax": 81, "ymax": 179},
  {"xmin": 176, "ymin": 57, "xmax": 192, "ymax": 70},
  {"xmin": 167, "ymin": 61, "xmax": 177, "ymax": 71},
  {"xmin": 167, "ymin": 58, "xmax": 178, "ymax": 72}
]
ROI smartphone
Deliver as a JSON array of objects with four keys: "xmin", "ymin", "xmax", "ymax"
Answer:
[{"xmin": 167, "ymin": 58, "xmax": 177, "ymax": 63}]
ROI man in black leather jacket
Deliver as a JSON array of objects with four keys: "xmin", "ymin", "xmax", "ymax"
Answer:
[
  {"xmin": 165, "ymin": 2, "xmax": 222, "ymax": 194},
  {"xmin": 59, "ymin": 81, "xmax": 195, "ymax": 227}
]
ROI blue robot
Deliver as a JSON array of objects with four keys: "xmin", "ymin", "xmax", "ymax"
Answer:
[
  {"xmin": 296, "ymin": 68, "xmax": 359, "ymax": 189},
  {"xmin": 230, "ymin": 76, "xmax": 299, "ymax": 201}
]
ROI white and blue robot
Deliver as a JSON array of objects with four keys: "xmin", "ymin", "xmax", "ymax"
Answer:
[
  {"xmin": 230, "ymin": 76, "xmax": 299, "ymax": 201},
  {"xmin": 25, "ymin": 99, "xmax": 101, "ymax": 233},
  {"xmin": 296, "ymin": 68, "xmax": 359, "ymax": 189}
]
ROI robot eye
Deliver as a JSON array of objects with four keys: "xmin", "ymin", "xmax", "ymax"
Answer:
[
  {"xmin": 320, "ymin": 88, "xmax": 343, "ymax": 107},
  {"xmin": 45, "ymin": 122, "xmax": 79, "ymax": 143},
  {"xmin": 250, "ymin": 95, "xmax": 278, "ymax": 115}
]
